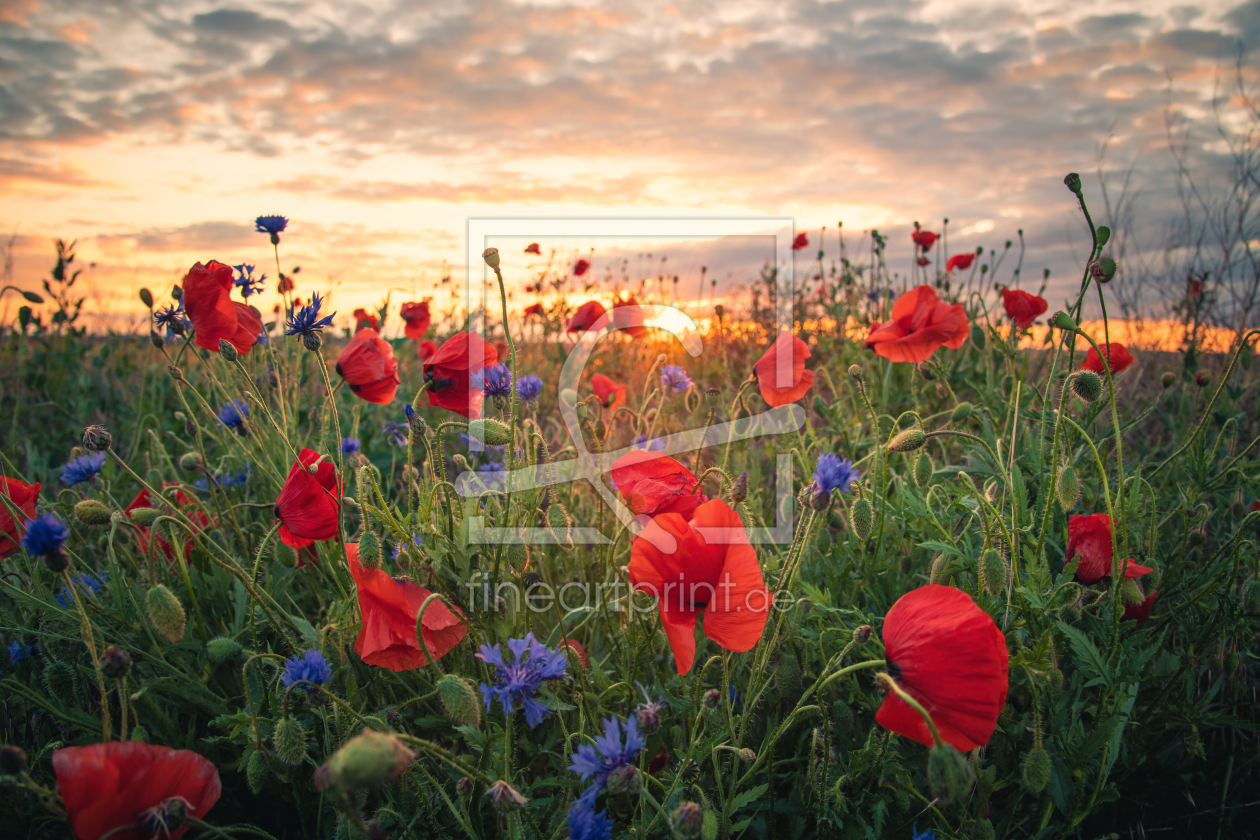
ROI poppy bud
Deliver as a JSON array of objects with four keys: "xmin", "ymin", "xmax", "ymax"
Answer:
[
  {"xmin": 274, "ymin": 716, "xmax": 307, "ymax": 765},
  {"xmin": 810, "ymin": 488, "xmax": 832, "ymax": 512},
  {"xmin": 82, "ymin": 425, "xmax": 112, "ymax": 452},
  {"xmin": 129, "ymin": 507, "xmax": 161, "ymax": 526},
  {"xmin": 1239, "ymin": 578, "xmax": 1260, "ymax": 614},
  {"xmin": 1090, "ymin": 257, "xmax": 1117, "ymax": 283},
  {"xmin": 738, "ymin": 748, "xmax": 756, "ymax": 763},
  {"xmin": 979, "ymin": 548, "xmax": 1007, "ymax": 596},
  {"xmin": 888, "ymin": 428, "xmax": 927, "ymax": 453},
  {"xmin": 217, "ymin": 338, "xmax": 239, "ymax": 362},
  {"xmin": 702, "ymin": 688, "xmax": 722, "ymax": 710},
  {"xmin": 74, "ymin": 499, "xmax": 112, "ymax": 526},
  {"xmin": 139, "ymin": 287, "xmax": 154, "ymax": 308},
  {"xmin": 913, "ymin": 452, "xmax": 933, "ymax": 489},
  {"xmin": 1195, "ymin": 371, "xmax": 1211, "ymax": 388},
  {"xmin": 179, "ymin": 452, "xmax": 203, "ymax": 471},
  {"xmin": 468, "ymin": 418, "xmax": 512, "ymax": 447},
  {"xmin": 730, "ymin": 471, "xmax": 748, "ymax": 505},
  {"xmin": 1064, "ymin": 172, "xmax": 1082, "ymax": 194},
  {"xmin": 146, "ymin": 584, "xmax": 186, "ymax": 643},
  {"xmin": 1022, "ymin": 747, "xmax": 1051, "ymax": 792},
  {"xmin": 1050, "ymin": 311, "xmax": 1079, "ymax": 332},
  {"xmin": 0, "ymin": 744, "xmax": 27, "ymax": 776},
  {"xmin": 970, "ymin": 323, "xmax": 986, "ymax": 349},
  {"xmin": 847, "ymin": 364, "xmax": 864, "ymax": 382},
  {"xmin": 358, "ymin": 530, "xmax": 381, "ymax": 570},
  {"xmin": 1071, "ymin": 371, "xmax": 1104, "ymax": 403},
  {"xmin": 1057, "ymin": 465, "xmax": 1080, "ymax": 510},
  {"xmin": 481, "ymin": 247, "xmax": 501, "ymax": 269},
  {"xmin": 714, "ymin": 304, "xmax": 724, "ymax": 318},
  {"xmin": 483, "ymin": 779, "xmax": 527, "ymax": 811},
  {"xmin": 100, "ymin": 645, "xmax": 132, "ymax": 680},
  {"xmin": 929, "ymin": 552, "xmax": 951, "ymax": 584},
  {"xmin": 1120, "ymin": 578, "xmax": 1146, "ymax": 605},
  {"xmin": 437, "ymin": 674, "xmax": 482, "ymax": 727},
  {"xmin": 317, "ymin": 729, "xmax": 416, "ymax": 793},
  {"xmin": 246, "ymin": 750, "xmax": 267, "ymax": 795},
  {"xmin": 851, "ymin": 498, "xmax": 874, "ymax": 540},
  {"xmin": 303, "ymin": 331, "xmax": 323, "ymax": 352},
  {"xmin": 150, "ymin": 330, "xmax": 165, "ymax": 349},
  {"xmin": 206, "ymin": 636, "xmax": 243, "ymax": 662},
  {"xmin": 606, "ymin": 764, "xmax": 641, "ymax": 795},
  {"xmin": 456, "ymin": 777, "xmax": 473, "ymax": 796},
  {"xmin": 927, "ymin": 742, "xmax": 974, "ymax": 805},
  {"xmin": 669, "ymin": 801, "xmax": 705, "ymax": 839},
  {"xmin": 547, "ymin": 503, "xmax": 573, "ymax": 546},
  {"xmin": 951, "ymin": 402, "xmax": 972, "ymax": 422}
]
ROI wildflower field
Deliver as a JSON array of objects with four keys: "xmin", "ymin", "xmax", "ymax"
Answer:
[{"xmin": 2, "ymin": 178, "xmax": 1259, "ymax": 840}]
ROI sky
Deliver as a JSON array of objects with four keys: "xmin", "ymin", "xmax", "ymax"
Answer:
[{"xmin": 3, "ymin": 0, "xmax": 1260, "ymax": 334}]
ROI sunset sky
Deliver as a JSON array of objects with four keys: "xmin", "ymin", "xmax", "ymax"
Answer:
[{"xmin": 3, "ymin": 0, "xmax": 1258, "ymax": 333}]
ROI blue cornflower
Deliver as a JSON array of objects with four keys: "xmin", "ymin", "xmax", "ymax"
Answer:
[
  {"xmin": 61, "ymin": 451, "xmax": 106, "ymax": 486},
  {"xmin": 516, "ymin": 374, "xmax": 543, "ymax": 403},
  {"xmin": 630, "ymin": 433, "xmax": 664, "ymax": 452},
  {"xmin": 566, "ymin": 801, "xmax": 615, "ymax": 840},
  {"xmin": 280, "ymin": 649, "xmax": 332, "ymax": 691},
  {"xmin": 912, "ymin": 824, "xmax": 936, "ymax": 840},
  {"xmin": 866, "ymin": 289, "xmax": 881, "ymax": 302},
  {"xmin": 382, "ymin": 421, "xmax": 408, "ymax": 447},
  {"xmin": 569, "ymin": 715, "xmax": 644, "ymax": 805},
  {"xmin": 233, "ymin": 264, "xmax": 266, "ymax": 299},
  {"xmin": 217, "ymin": 399, "xmax": 249, "ymax": 430},
  {"xmin": 20, "ymin": 513, "xmax": 69, "ymax": 557},
  {"xmin": 153, "ymin": 303, "xmax": 190, "ymax": 338},
  {"xmin": 476, "ymin": 633, "xmax": 569, "ymax": 728},
  {"xmin": 56, "ymin": 572, "xmax": 106, "ymax": 608},
  {"xmin": 341, "ymin": 437, "xmax": 361, "ymax": 455},
  {"xmin": 660, "ymin": 365, "xmax": 692, "ymax": 393},
  {"xmin": 256, "ymin": 329, "xmax": 269, "ymax": 346},
  {"xmin": 475, "ymin": 461, "xmax": 507, "ymax": 493},
  {"xmin": 6, "ymin": 640, "xmax": 30, "ymax": 666},
  {"xmin": 813, "ymin": 453, "xmax": 859, "ymax": 495},
  {"xmin": 471, "ymin": 364, "xmax": 512, "ymax": 398},
  {"xmin": 285, "ymin": 292, "xmax": 335, "ymax": 338},
  {"xmin": 391, "ymin": 535, "xmax": 423, "ymax": 561},
  {"xmin": 254, "ymin": 214, "xmax": 289, "ymax": 235}
]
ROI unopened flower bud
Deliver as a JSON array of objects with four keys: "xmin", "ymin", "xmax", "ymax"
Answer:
[
  {"xmin": 1071, "ymin": 371, "xmax": 1104, "ymax": 403},
  {"xmin": 82, "ymin": 425, "xmax": 112, "ymax": 452},
  {"xmin": 605, "ymin": 763, "xmax": 641, "ymax": 795},
  {"xmin": 456, "ymin": 777, "xmax": 473, "ymax": 796},
  {"xmin": 316, "ymin": 729, "xmax": 416, "ymax": 792},
  {"xmin": 702, "ymin": 689, "xmax": 722, "ymax": 710},
  {"xmin": 1050, "ymin": 311, "xmax": 1079, "ymax": 332},
  {"xmin": 1022, "ymin": 747, "xmax": 1051, "ymax": 792},
  {"xmin": 929, "ymin": 552, "xmax": 950, "ymax": 585},
  {"xmin": 1161, "ymin": 371, "xmax": 1175, "ymax": 388},
  {"xmin": 738, "ymin": 748, "xmax": 756, "ymax": 763},
  {"xmin": 669, "ymin": 801, "xmax": 705, "ymax": 839},
  {"xmin": 951, "ymin": 402, "xmax": 972, "ymax": 422},
  {"xmin": 810, "ymin": 488, "xmax": 831, "ymax": 512},
  {"xmin": 714, "ymin": 304, "xmax": 724, "ymax": 318},
  {"xmin": 851, "ymin": 498, "xmax": 874, "ymax": 540},
  {"xmin": 847, "ymin": 364, "xmax": 864, "ymax": 382},
  {"xmin": 217, "ymin": 339, "xmax": 239, "ymax": 362},
  {"xmin": 437, "ymin": 674, "xmax": 482, "ymax": 727},
  {"xmin": 206, "ymin": 636, "xmax": 243, "ymax": 662},
  {"xmin": 853, "ymin": 624, "xmax": 873, "ymax": 644},
  {"xmin": 730, "ymin": 471, "xmax": 748, "ymax": 505},
  {"xmin": 100, "ymin": 645, "xmax": 132, "ymax": 680},
  {"xmin": 74, "ymin": 499, "xmax": 113, "ymax": 526},
  {"xmin": 1057, "ymin": 465, "xmax": 1080, "ymax": 511},
  {"xmin": 302, "ymin": 332, "xmax": 322, "ymax": 352},
  {"xmin": 150, "ymin": 330, "xmax": 165, "ymax": 349},
  {"xmin": 357, "ymin": 530, "xmax": 381, "ymax": 569},
  {"xmin": 179, "ymin": 452, "xmax": 203, "ymax": 471},
  {"xmin": 927, "ymin": 742, "xmax": 975, "ymax": 805},
  {"xmin": 1195, "ymin": 371, "xmax": 1211, "ymax": 388},
  {"xmin": 483, "ymin": 779, "xmax": 527, "ymax": 811},
  {"xmin": 979, "ymin": 548, "xmax": 1007, "ymax": 596},
  {"xmin": 888, "ymin": 428, "xmax": 927, "ymax": 453},
  {"xmin": 970, "ymin": 322, "xmax": 986, "ymax": 349},
  {"xmin": 274, "ymin": 716, "xmax": 307, "ymax": 765},
  {"xmin": 146, "ymin": 584, "xmax": 186, "ymax": 643},
  {"xmin": 481, "ymin": 247, "xmax": 501, "ymax": 269},
  {"xmin": 139, "ymin": 287, "xmax": 154, "ymax": 308},
  {"xmin": 468, "ymin": 418, "xmax": 512, "ymax": 447},
  {"xmin": 913, "ymin": 452, "xmax": 933, "ymax": 489},
  {"xmin": 129, "ymin": 507, "xmax": 160, "ymax": 527}
]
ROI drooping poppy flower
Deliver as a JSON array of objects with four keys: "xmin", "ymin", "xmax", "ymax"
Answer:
[
  {"xmin": 0, "ymin": 476, "xmax": 40, "ymax": 560},
  {"xmin": 1124, "ymin": 590, "xmax": 1157, "ymax": 624},
  {"xmin": 1002, "ymin": 288, "xmax": 1048, "ymax": 330},
  {"xmin": 416, "ymin": 340, "xmax": 437, "ymax": 361},
  {"xmin": 335, "ymin": 328, "xmax": 400, "ymax": 404},
  {"xmin": 181, "ymin": 260, "xmax": 263, "ymax": 355},
  {"xmin": 352, "ymin": 308, "xmax": 379, "ymax": 332},
  {"xmin": 864, "ymin": 285, "xmax": 969, "ymax": 364},
  {"xmin": 567, "ymin": 300, "xmax": 608, "ymax": 333},
  {"xmin": 609, "ymin": 451, "xmax": 706, "ymax": 520},
  {"xmin": 277, "ymin": 273, "xmax": 295, "ymax": 294},
  {"xmin": 274, "ymin": 448, "xmax": 339, "ymax": 549},
  {"xmin": 946, "ymin": 252, "xmax": 976, "ymax": 272},
  {"xmin": 1066, "ymin": 513, "xmax": 1114, "ymax": 584},
  {"xmin": 628, "ymin": 499, "xmax": 770, "ymax": 674},
  {"xmin": 525, "ymin": 242, "xmax": 541, "ymax": 254},
  {"xmin": 911, "ymin": 228, "xmax": 938, "ymax": 251},
  {"xmin": 399, "ymin": 300, "xmax": 431, "ymax": 341},
  {"xmin": 53, "ymin": 741, "xmax": 221, "ymax": 840},
  {"xmin": 524, "ymin": 303, "xmax": 545, "ymax": 318},
  {"xmin": 574, "ymin": 258, "xmax": 591, "ymax": 277},
  {"xmin": 423, "ymin": 331, "xmax": 499, "ymax": 419},
  {"xmin": 1081, "ymin": 342, "xmax": 1134, "ymax": 376},
  {"xmin": 591, "ymin": 373, "xmax": 627, "ymax": 413},
  {"xmin": 752, "ymin": 330, "xmax": 816, "ymax": 407},
  {"xmin": 792, "ymin": 232, "xmax": 809, "ymax": 251},
  {"xmin": 347, "ymin": 542, "xmax": 467, "ymax": 670},
  {"xmin": 124, "ymin": 485, "xmax": 210, "ymax": 561},
  {"xmin": 558, "ymin": 638, "xmax": 589, "ymax": 669},
  {"xmin": 876, "ymin": 584, "xmax": 1009, "ymax": 751},
  {"xmin": 495, "ymin": 341, "xmax": 509, "ymax": 362},
  {"xmin": 916, "ymin": 256, "xmax": 931, "ymax": 267},
  {"xmin": 611, "ymin": 294, "xmax": 648, "ymax": 338}
]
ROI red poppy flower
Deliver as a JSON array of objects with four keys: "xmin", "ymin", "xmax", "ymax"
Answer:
[
  {"xmin": 567, "ymin": 300, "xmax": 608, "ymax": 333},
  {"xmin": 274, "ymin": 448, "xmax": 339, "ymax": 549},
  {"xmin": 278, "ymin": 274, "xmax": 295, "ymax": 294},
  {"xmin": 609, "ymin": 451, "xmax": 706, "ymax": 520},
  {"xmin": 1124, "ymin": 589, "xmax": 1157, "ymax": 624},
  {"xmin": 574, "ymin": 258, "xmax": 592, "ymax": 277},
  {"xmin": 352, "ymin": 308, "xmax": 379, "ymax": 332},
  {"xmin": 423, "ymin": 331, "xmax": 499, "ymax": 419},
  {"xmin": 347, "ymin": 542, "xmax": 467, "ymax": 670},
  {"xmin": 558, "ymin": 638, "xmax": 588, "ymax": 669},
  {"xmin": 53, "ymin": 741, "xmax": 221, "ymax": 840},
  {"xmin": 1186, "ymin": 277, "xmax": 1203, "ymax": 299},
  {"xmin": 611, "ymin": 294, "xmax": 648, "ymax": 338},
  {"xmin": 1002, "ymin": 288, "xmax": 1048, "ymax": 330},
  {"xmin": 417, "ymin": 339, "xmax": 437, "ymax": 360},
  {"xmin": 946, "ymin": 252, "xmax": 976, "ymax": 272},
  {"xmin": 335, "ymin": 328, "xmax": 400, "ymax": 404},
  {"xmin": 524, "ymin": 303, "xmax": 545, "ymax": 318},
  {"xmin": 399, "ymin": 300, "xmax": 432, "ymax": 341},
  {"xmin": 916, "ymin": 256, "xmax": 931, "ymax": 267},
  {"xmin": 591, "ymin": 373, "xmax": 627, "ymax": 412},
  {"xmin": 0, "ymin": 476, "xmax": 39, "ymax": 559},
  {"xmin": 1081, "ymin": 343, "xmax": 1134, "ymax": 375},
  {"xmin": 524, "ymin": 242, "xmax": 541, "ymax": 255},
  {"xmin": 494, "ymin": 341, "xmax": 509, "ymax": 362},
  {"xmin": 181, "ymin": 261, "xmax": 263, "ymax": 355},
  {"xmin": 865, "ymin": 285, "xmax": 969, "ymax": 364},
  {"xmin": 1066, "ymin": 513, "xmax": 1114, "ymax": 584},
  {"xmin": 125, "ymin": 485, "xmax": 210, "ymax": 561},
  {"xmin": 792, "ymin": 232, "xmax": 809, "ymax": 251},
  {"xmin": 629, "ymin": 499, "xmax": 770, "ymax": 675},
  {"xmin": 912, "ymin": 228, "xmax": 938, "ymax": 251},
  {"xmin": 752, "ymin": 330, "xmax": 816, "ymax": 407}
]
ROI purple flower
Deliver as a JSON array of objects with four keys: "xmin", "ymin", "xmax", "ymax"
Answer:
[
  {"xmin": 280, "ymin": 649, "xmax": 332, "ymax": 691},
  {"xmin": 660, "ymin": 365, "xmax": 691, "ymax": 393},
  {"xmin": 21, "ymin": 512, "xmax": 69, "ymax": 557},
  {"xmin": 471, "ymin": 364, "xmax": 512, "ymax": 398},
  {"xmin": 61, "ymin": 452, "xmax": 106, "ymax": 486},
  {"xmin": 567, "ymin": 801, "xmax": 615, "ymax": 840},
  {"xmin": 285, "ymin": 292, "xmax": 335, "ymax": 338},
  {"xmin": 476, "ymin": 633, "xmax": 569, "ymax": 728},
  {"xmin": 516, "ymin": 374, "xmax": 543, "ymax": 403},
  {"xmin": 630, "ymin": 433, "xmax": 664, "ymax": 452},
  {"xmin": 255, "ymin": 215, "xmax": 289, "ymax": 235},
  {"xmin": 341, "ymin": 437, "xmax": 361, "ymax": 455},
  {"xmin": 568, "ymin": 714, "xmax": 644, "ymax": 805},
  {"xmin": 382, "ymin": 421, "xmax": 408, "ymax": 447},
  {"xmin": 217, "ymin": 398, "xmax": 249, "ymax": 430},
  {"xmin": 233, "ymin": 264, "xmax": 266, "ymax": 299},
  {"xmin": 813, "ymin": 453, "xmax": 858, "ymax": 495}
]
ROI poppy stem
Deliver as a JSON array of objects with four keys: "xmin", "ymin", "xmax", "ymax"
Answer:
[{"xmin": 874, "ymin": 672, "xmax": 943, "ymax": 748}]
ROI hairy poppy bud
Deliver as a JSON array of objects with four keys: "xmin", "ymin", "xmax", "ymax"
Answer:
[
  {"xmin": 928, "ymin": 742, "xmax": 974, "ymax": 805},
  {"xmin": 1120, "ymin": 578, "xmax": 1146, "ymax": 605},
  {"xmin": 847, "ymin": 364, "xmax": 864, "ymax": 382},
  {"xmin": 74, "ymin": 499, "xmax": 112, "ymax": 526},
  {"xmin": 669, "ymin": 801, "xmax": 705, "ymax": 839},
  {"xmin": 730, "ymin": 471, "xmax": 748, "ymax": 505},
  {"xmin": 1160, "ymin": 371, "xmax": 1175, "ymax": 389},
  {"xmin": 139, "ymin": 287, "xmax": 154, "ymax": 308},
  {"xmin": 913, "ymin": 452, "xmax": 933, "ymax": 489},
  {"xmin": 979, "ymin": 548, "xmax": 1007, "ymax": 596},
  {"xmin": 129, "ymin": 507, "xmax": 160, "ymax": 527},
  {"xmin": 738, "ymin": 748, "xmax": 756, "ymax": 763},
  {"xmin": 0, "ymin": 744, "xmax": 27, "ymax": 775},
  {"xmin": 850, "ymin": 498, "xmax": 874, "ymax": 540},
  {"xmin": 468, "ymin": 418, "xmax": 512, "ymax": 447},
  {"xmin": 82, "ymin": 425, "xmax": 112, "ymax": 452},
  {"xmin": 217, "ymin": 338, "xmax": 239, "ymax": 362},
  {"xmin": 970, "ymin": 323, "xmax": 986, "ymax": 349},
  {"xmin": 1022, "ymin": 747, "xmax": 1051, "ymax": 792},
  {"xmin": 849, "ymin": 625, "xmax": 872, "ymax": 645},
  {"xmin": 1071, "ymin": 371, "xmax": 1103, "ymax": 403},
  {"xmin": 317, "ymin": 730, "xmax": 416, "ymax": 793},
  {"xmin": 1195, "ymin": 371, "xmax": 1211, "ymax": 388},
  {"xmin": 274, "ymin": 716, "xmax": 307, "ymax": 765},
  {"xmin": 179, "ymin": 452, "xmax": 203, "ymax": 471},
  {"xmin": 302, "ymin": 331, "xmax": 322, "ymax": 352},
  {"xmin": 1056, "ymin": 464, "xmax": 1080, "ymax": 511},
  {"xmin": 146, "ymin": 584, "xmax": 186, "ymax": 643},
  {"xmin": 150, "ymin": 330, "xmax": 164, "ymax": 349},
  {"xmin": 1090, "ymin": 257, "xmax": 1117, "ymax": 283},
  {"xmin": 483, "ymin": 779, "xmax": 527, "ymax": 811},
  {"xmin": 951, "ymin": 402, "xmax": 972, "ymax": 422},
  {"xmin": 206, "ymin": 636, "xmax": 243, "ymax": 662},
  {"xmin": 1064, "ymin": 172, "xmax": 1082, "ymax": 194},
  {"xmin": 929, "ymin": 552, "xmax": 950, "ymax": 585},
  {"xmin": 358, "ymin": 530, "xmax": 381, "ymax": 570},
  {"xmin": 1050, "ymin": 311, "xmax": 1079, "ymax": 332},
  {"xmin": 606, "ymin": 764, "xmax": 641, "ymax": 795},
  {"xmin": 437, "ymin": 674, "xmax": 482, "ymax": 727},
  {"xmin": 481, "ymin": 247, "xmax": 501, "ymax": 270},
  {"xmin": 810, "ymin": 488, "xmax": 832, "ymax": 512},
  {"xmin": 246, "ymin": 750, "xmax": 267, "ymax": 795},
  {"xmin": 1240, "ymin": 578, "xmax": 1260, "ymax": 614},
  {"xmin": 100, "ymin": 645, "xmax": 132, "ymax": 680},
  {"xmin": 888, "ymin": 428, "xmax": 927, "ymax": 453}
]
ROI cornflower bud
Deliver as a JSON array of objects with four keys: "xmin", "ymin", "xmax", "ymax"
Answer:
[
  {"xmin": 82, "ymin": 425, "xmax": 112, "ymax": 452},
  {"xmin": 100, "ymin": 645, "xmax": 132, "ymax": 680},
  {"xmin": 217, "ymin": 339, "xmax": 239, "ymax": 362}
]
